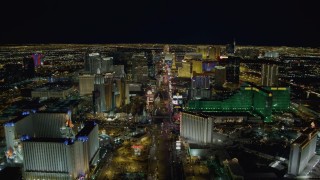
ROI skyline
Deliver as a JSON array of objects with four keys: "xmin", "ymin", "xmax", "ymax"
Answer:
[
  {"xmin": 0, "ymin": 0, "xmax": 319, "ymax": 47},
  {"xmin": 1, "ymin": 41, "xmax": 320, "ymax": 179}
]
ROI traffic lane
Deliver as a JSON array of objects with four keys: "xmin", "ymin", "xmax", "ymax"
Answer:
[
  {"xmin": 156, "ymin": 130, "xmax": 171, "ymax": 180},
  {"xmin": 149, "ymin": 122, "xmax": 172, "ymax": 180}
]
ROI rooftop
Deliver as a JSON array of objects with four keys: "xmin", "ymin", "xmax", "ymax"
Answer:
[
  {"xmin": 301, "ymin": 127, "xmax": 318, "ymax": 136},
  {"xmin": 5, "ymin": 115, "xmax": 28, "ymax": 125},
  {"xmin": 292, "ymin": 135, "xmax": 309, "ymax": 145},
  {"xmin": 183, "ymin": 111, "xmax": 251, "ymax": 118},
  {"xmin": 76, "ymin": 121, "xmax": 97, "ymax": 137},
  {"xmin": 22, "ymin": 137, "xmax": 67, "ymax": 143}
]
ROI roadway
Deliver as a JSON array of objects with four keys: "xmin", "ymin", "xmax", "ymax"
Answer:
[{"xmin": 147, "ymin": 122, "xmax": 172, "ymax": 180}]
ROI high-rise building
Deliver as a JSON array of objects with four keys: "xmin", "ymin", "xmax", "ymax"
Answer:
[
  {"xmin": 187, "ymin": 84, "xmax": 290, "ymax": 122},
  {"xmin": 164, "ymin": 53, "xmax": 174, "ymax": 66},
  {"xmin": 180, "ymin": 112, "xmax": 213, "ymax": 144},
  {"xmin": 197, "ymin": 46, "xmax": 221, "ymax": 60},
  {"xmin": 92, "ymin": 72, "xmax": 117, "ymax": 113},
  {"xmin": 202, "ymin": 61, "xmax": 216, "ymax": 72},
  {"xmin": 191, "ymin": 75, "xmax": 210, "ymax": 89},
  {"xmin": 192, "ymin": 60, "xmax": 203, "ymax": 74},
  {"xmin": 288, "ymin": 128, "xmax": 317, "ymax": 176},
  {"xmin": 172, "ymin": 54, "xmax": 177, "ymax": 71},
  {"xmin": 84, "ymin": 53, "xmax": 100, "ymax": 74},
  {"xmin": 125, "ymin": 82, "xmax": 131, "ymax": 105},
  {"xmin": 134, "ymin": 66, "xmax": 149, "ymax": 83},
  {"xmin": 84, "ymin": 53, "xmax": 113, "ymax": 74},
  {"xmin": 226, "ymin": 40, "xmax": 236, "ymax": 55},
  {"xmin": 180, "ymin": 111, "xmax": 247, "ymax": 144},
  {"xmin": 261, "ymin": 64, "xmax": 279, "ymax": 86},
  {"xmin": 22, "ymin": 57, "xmax": 35, "ymax": 79},
  {"xmin": 127, "ymin": 53, "xmax": 148, "ymax": 82},
  {"xmin": 190, "ymin": 75, "xmax": 211, "ymax": 99},
  {"xmin": 113, "ymin": 65, "xmax": 126, "ymax": 78},
  {"xmin": 225, "ymin": 57, "xmax": 240, "ymax": 84},
  {"xmin": 101, "ymin": 57, "xmax": 113, "ymax": 73},
  {"xmin": 146, "ymin": 51, "xmax": 155, "ymax": 78},
  {"xmin": 105, "ymin": 73, "xmax": 115, "ymax": 112},
  {"xmin": 94, "ymin": 72, "xmax": 107, "ymax": 113},
  {"xmin": 114, "ymin": 78, "xmax": 125, "ymax": 108},
  {"xmin": 215, "ymin": 66, "xmax": 226, "ymax": 86},
  {"xmin": 163, "ymin": 44, "xmax": 170, "ymax": 54},
  {"xmin": 4, "ymin": 113, "xmax": 99, "ymax": 180},
  {"xmin": 178, "ymin": 61, "xmax": 192, "ymax": 78},
  {"xmin": 184, "ymin": 53, "xmax": 202, "ymax": 60},
  {"xmin": 79, "ymin": 74, "xmax": 95, "ymax": 96},
  {"xmin": 32, "ymin": 53, "xmax": 44, "ymax": 67}
]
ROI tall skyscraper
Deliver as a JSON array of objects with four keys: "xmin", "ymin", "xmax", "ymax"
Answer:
[
  {"xmin": 215, "ymin": 66, "xmax": 226, "ymax": 86},
  {"xmin": 146, "ymin": 51, "xmax": 155, "ymax": 78},
  {"xmin": 114, "ymin": 78, "xmax": 125, "ymax": 108},
  {"xmin": 84, "ymin": 53, "xmax": 113, "ymax": 74},
  {"xmin": 84, "ymin": 53, "xmax": 100, "ymax": 74},
  {"xmin": 191, "ymin": 75, "xmax": 210, "ymax": 89},
  {"xmin": 261, "ymin": 64, "xmax": 279, "ymax": 86},
  {"xmin": 105, "ymin": 73, "xmax": 114, "ymax": 112},
  {"xmin": 192, "ymin": 60, "xmax": 203, "ymax": 74},
  {"xmin": 190, "ymin": 75, "xmax": 211, "ymax": 99},
  {"xmin": 178, "ymin": 61, "xmax": 192, "ymax": 78},
  {"xmin": 163, "ymin": 44, "xmax": 170, "ymax": 54},
  {"xmin": 225, "ymin": 57, "xmax": 240, "ymax": 84},
  {"xmin": 32, "ymin": 53, "xmax": 44, "ymax": 67},
  {"xmin": 101, "ymin": 57, "xmax": 113, "ymax": 72},
  {"xmin": 79, "ymin": 74, "xmax": 95, "ymax": 96},
  {"xmin": 288, "ymin": 128, "xmax": 317, "ymax": 176},
  {"xmin": 94, "ymin": 71, "xmax": 107, "ymax": 113},
  {"xmin": 226, "ymin": 40, "xmax": 236, "ymax": 55},
  {"xmin": 22, "ymin": 57, "xmax": 35, "ymax": 79},
  {"xmin": 197, "ymin": 46, "xmax": 221, "ymax": 60}
]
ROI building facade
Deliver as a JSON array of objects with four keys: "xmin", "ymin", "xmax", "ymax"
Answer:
[
  {"xmin": 180, "ymin": 112, "xmax": 213, "ymax": 144},
  {"xmin": 197, "ymin": 46, "xmax": 221, "ymax": 60},
  {"xmin": 190, "ymin": 75, "xmax": 211, "ymax": 99},
  {"xmin": 94, "ymin": 73, "xmax": 107, "ymax": 113},
  {"xmin": 261, "ymin": 64, "xmax": 279, "ymax": 86},
  {"xmin": 225, "ymin": 58, "xmax": 240, "ymax": 84},
  {"xmin": 187, "ymin": 85, "xmax": 290, "ymax": 122},
  {"xmin": 288, "ymin": 128, "xmax": 317, "ymax": 176},
  {"xmin": 192, "ymin": 60, "xmax": 203, "ymax": 74},
  {"xmin": 31, "ymin": 87, "xmax": 74, "ymax": 99},
  {"xmin": 4, "ymin": 113, "xmax": 99, "ymax": 180},
  {"xmin": 180, "ymin": 111, "xmax": 247, "ymax": 144},
  {"xmin": 79, "ymin": 74, "xmax": 95, "ymax": 96},
  {"xmin": 215, "ymin": 66, "xmax": 226, "ymax": 86},
  {"xmin": 178, "ymin": 62, "xmax": 192, "ymax": 78}
]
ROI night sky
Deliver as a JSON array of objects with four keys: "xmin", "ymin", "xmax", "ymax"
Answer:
[{"xmin": 0, "ymin": 0, "xmax": 319, "ymax": 46}]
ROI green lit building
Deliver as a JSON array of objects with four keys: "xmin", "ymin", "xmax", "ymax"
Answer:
[{"xmin": 187, "ymin": 85, "xmax": 290, "ymax": 122}]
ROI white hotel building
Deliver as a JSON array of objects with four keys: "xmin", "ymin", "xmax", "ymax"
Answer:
[
  {"xmin": 4, "ymin": 112, "xmax": 99, "ymax": 180},
  {"xmin": 288, "ymin": 128, "xmax": 317, "ymax": 176},
  {"xmin": 180, "ymin": 111, "xmax": 247, "ymax": 144}
]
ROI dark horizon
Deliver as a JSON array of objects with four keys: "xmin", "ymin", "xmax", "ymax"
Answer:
[
  {"xmin": 0, "ymin": 41, "xmax": 319, "ymax": 48},
  {"xmin": 1, "ymin": 0, "xmax": 319, "ymax": 48}
]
